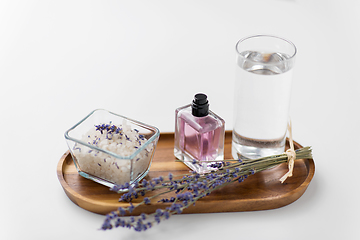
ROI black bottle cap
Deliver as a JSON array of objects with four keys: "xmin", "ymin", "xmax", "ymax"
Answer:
[{"xmin": 192, "ymin": 93, "xmax": 209, "ymax": 117}]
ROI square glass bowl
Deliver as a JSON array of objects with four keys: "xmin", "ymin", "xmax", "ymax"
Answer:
[{"xmin": 64, "ymin": 109, "xmax": 160, "ymax": 188}]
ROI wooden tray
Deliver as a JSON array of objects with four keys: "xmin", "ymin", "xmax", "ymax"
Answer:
[{"xmin": 57, "ymin": 131, "xmax": 315, "ymax": 215}]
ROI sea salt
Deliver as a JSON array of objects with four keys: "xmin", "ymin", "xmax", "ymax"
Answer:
[{"xmin": 72, "ymin": 120, "xmax": 153, "ymax": 186}]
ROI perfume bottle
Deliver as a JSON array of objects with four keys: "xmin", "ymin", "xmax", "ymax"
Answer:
[{"xmin": 174, "ymin": 93, "xmax": 225, "ymax": 173}]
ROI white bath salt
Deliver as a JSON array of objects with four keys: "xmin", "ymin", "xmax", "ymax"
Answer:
[{"xmin": 72, "ymin": 121, "xmax": 153, "ymax": 186}]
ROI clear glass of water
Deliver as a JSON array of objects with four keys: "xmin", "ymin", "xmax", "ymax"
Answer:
[{"xmin": 232, "ymin": 35, "xmax": 297, "ymax": 160}]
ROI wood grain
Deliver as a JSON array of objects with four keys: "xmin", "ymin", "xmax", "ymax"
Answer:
[{"xmin": 57, "ymin": 131, "xmax": 315, "ymax": 215}]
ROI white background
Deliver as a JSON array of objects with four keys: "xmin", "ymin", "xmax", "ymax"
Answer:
[{"xmin": 1, "ymin": 0, "xmax": 359, "ymax": 239}]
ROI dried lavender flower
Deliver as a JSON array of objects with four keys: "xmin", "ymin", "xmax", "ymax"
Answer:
[{"xmin": 101, "ymin": 147, "xmax": 312, "ymax": 232}]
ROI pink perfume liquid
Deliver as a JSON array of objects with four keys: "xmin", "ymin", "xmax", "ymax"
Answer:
[
  {"xmin": 174, "ymin": 94, "xmax": 225, "ymax": 173},
  {"xmin": 180, "ymin": 113, "xmax": 223, "ymax": 161}
]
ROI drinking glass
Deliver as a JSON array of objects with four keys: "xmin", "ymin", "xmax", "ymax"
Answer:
[{"xmin": 232, "ymin": 35, "xmax": 296, "ymax": 160}]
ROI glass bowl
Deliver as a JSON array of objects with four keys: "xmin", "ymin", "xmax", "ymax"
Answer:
[{"xmin": 64, "ymin": 109, "xmax": 160, "ymax": 188}]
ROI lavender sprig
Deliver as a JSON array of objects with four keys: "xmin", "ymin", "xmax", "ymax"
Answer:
[{"xmin": 101, "ymin": 147, "xmax": 312, "ymax": 232}]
